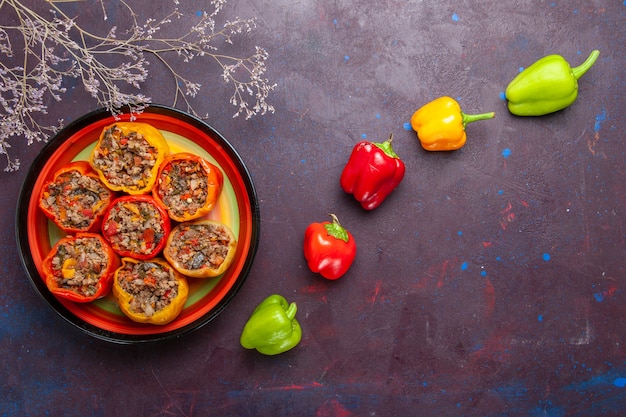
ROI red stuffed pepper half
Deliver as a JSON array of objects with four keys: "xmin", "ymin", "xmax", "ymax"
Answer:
[
  {"xmin": 101, "ymin": 195, "xmax": 171, "ymax": 260},
  {"xmin": 38, "ymin": 161, "xmax": 116, "ymax": 233},
  {"xmin": 42, "ymin": 232, "xmax": 120, "ymax": 302}
]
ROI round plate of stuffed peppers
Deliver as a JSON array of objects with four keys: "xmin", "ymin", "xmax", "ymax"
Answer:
[{"xmin": 16, "ymin": 105, "xmax": 260, "ymax": 343}]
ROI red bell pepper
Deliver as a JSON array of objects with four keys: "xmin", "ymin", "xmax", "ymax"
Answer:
[
  {"xmin": 42, "ymin": 232, "xmax": 120, "ymax": 302},
  {"xmin": 101, "ymin": 195, "xmax": 171, "ymax": 260},
  {"xmin": 38, "ymin": 161, "xmax": 116, "ymax": 233},
  {"xmin": 340, "ymin": 134, "xmax": 405, "ymax": 210},
  {"xmin": 303, "ymin": 214, "xmax": 356, "ymax": 280}
]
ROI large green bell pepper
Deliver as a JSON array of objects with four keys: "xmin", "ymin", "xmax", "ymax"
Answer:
[
  {"xmin": 240, "ymin": 294, "xmax": 302, "ymax": 355},
  {"xmin": 505, "ymin": 49, "xmax": 599, "ymax": 116}
]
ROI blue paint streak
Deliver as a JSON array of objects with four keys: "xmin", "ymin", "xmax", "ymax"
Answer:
[
  {"xmin": 403, "ymin": 122, "xmax": 412, "ymax": 131},
  {"xmin": 531, "ymin": 402, "xmax": 565, "ymax": 417},
  {"xmin": 565, "ymin": 370, "xmax": 626, "ymax": 393},
  {"xmin": 460, "ymin": 262, "xmax": 468, "ymax": 271},
  {"xmin": 499, "ymin": 91, "xmax": 506, "ymax": 100},
  {"xmin": 594, "ymin": 109, "xmax": 607, "ymax": 132},
  {"xmin": 502, "ymin": 148, "xmax": 511, "ymax": 158},
  {"xmin": 614, "ymin": 377, "xmax": 626, "ymax": 387},
  {"xmin": 538, "ymin": 314, "xmax": 543, "ymax": 322},
  {"xmin": 594, "ymin": 292, "xmax": 605, "ymax": 302}
]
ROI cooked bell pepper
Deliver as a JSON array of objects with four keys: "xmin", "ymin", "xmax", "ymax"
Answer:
[
  {"xmin": 112, "ymin": 257, "xmax": 189, "ymax": 325},
  {"xmin": 90, "ymin": 122, "xmax": 170, "ymax": 195},
  {"xmin": 410, "ymin": 96, "xmax": 495, "ymax": 151},
  {"xmin": 42, "ymin": 232, "xmax": 120, "ymax": 303},
  {"xmin": 38, "ymin": 161, "xmax": 116, "ymax": 234},
  {"xmin": 240, "ymin": 294, "xmax": 302, "ymax": 355},
  {"xmin": 303, "ymin": 214, "xmax": 356, "ymax": 280},
  {"xmin": 153, "ymin": 152, "xmax": 224, "ymax": 222},
  {"xmin": 505, "ymin": 50, "xmax": 600, "ymax": 116},
  {"xmin": 101, "ymin": 195, "xmax": 171, "ymax": 260},
  {"xmin": 163, "ymin": 220, "xmax": 238, "ymax": 278},
  {"xmin": 340, "ymin": 134, "xmax": 406, "ymax": 210}
]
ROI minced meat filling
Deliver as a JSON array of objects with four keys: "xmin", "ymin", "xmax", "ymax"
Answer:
[
  {"xmin": 92, "ymin": 125, "xmax": 158, "ymax": 189},
  {"xmin": 103, "ymin": 201, "xmax": 165, "ymax": 255},
  {"xmin": 168, "ymin": 223, "xmax": 231, "ymax": 271},
  {"xmin": 157, "ymin": 159, "xmax": 209, "ymax": 218},
  {"xmin": 41, "ymin": 170, "xmax": 111, "ymax": 230},
  {"xmin": 117, "ymin": 261, "xmax": 179, "ymax": 317},
  {"xmin": 50, "ymin": 237, "xmax": 109, "ymax": 297}
]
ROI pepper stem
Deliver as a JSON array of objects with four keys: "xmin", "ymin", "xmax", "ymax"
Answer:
[
  {"xmin": 571, "ymin": 50, "xmax": 600, "ymax": 80},
  {"xmin": 374, "ymin": 133, "xmax": 399, "ymax": 159},
  {"xmin": 324, "ymin": 214, "xmax": 349, "ymax": 243},
  {"xmin": 462, "ymin": 111, "xmax": 495, "ymax": 128},
  {"xmin": 285, "ymin": 302, "xmax": 297, "ymax": 320}
]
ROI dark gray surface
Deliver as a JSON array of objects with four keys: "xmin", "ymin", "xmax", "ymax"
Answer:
[{"xmin": 2, "ymin": 1, "xmax": 624, "ymax": 416}]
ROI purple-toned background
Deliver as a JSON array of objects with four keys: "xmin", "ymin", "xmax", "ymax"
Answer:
[{"xmin": 1, "ymin": 1, "xmax": 624, "ymax": 416}]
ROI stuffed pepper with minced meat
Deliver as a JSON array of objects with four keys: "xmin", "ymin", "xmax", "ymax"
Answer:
[
  {"xmin": 90, "ymin": 122, "xmax": 170, "ymax": 195},
  {"xmin": 164, "ymin": 220, "xmax": 237, "ymax": 278},
  {"xmin": 39, "ymin": 161, "xmax": 116, "ymax": 234},
  {"xmin": 112, "ymin": 257, "xmax": 189, "ymax": 325},
  {"xmin": 152, "ymin": 152, "xmax": 224, "ymax": 222},
  {"xmin": 42, "ymin": 232, "xmax": 120, "ymax": 302},
  {"xmin": 101, "ymin": 195, "xmax": 171, "ymax": 260}
]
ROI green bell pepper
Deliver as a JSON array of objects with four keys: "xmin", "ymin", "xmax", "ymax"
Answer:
[
  {"xmin": 505, "ymin": 49, "xmax": 599, "ymax": 116},
  {"xmin": 240, "ymin": 294, "xmax": 302, "ymax": 355}
]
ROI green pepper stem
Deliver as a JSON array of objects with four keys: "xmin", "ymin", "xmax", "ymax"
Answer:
[
  {"xmin": 374, "ymin": 133, "xmax": 399, "ymax": 159},
  {"xmin": 462, "ymin": 111, "xmax": 495, "ymax": 128},
  {"xmin": 325, "ymin": 214, "xmax": 349, "ymax": 243},
  {"xmin": 571, "ymin": 49, "xmax": 600, "ymax": 80},
  {"xmin": 285, "ymin": 302, "xmax": 297, "ymax": 320}
]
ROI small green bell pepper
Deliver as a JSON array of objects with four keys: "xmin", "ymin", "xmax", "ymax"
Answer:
[
  {"xmin": 505, "ymin": 49, "xmax": 599, "ymax": 116},
  {"xmin": 240, "ymin": 294, "xmax": 302, "ymax": 355}
]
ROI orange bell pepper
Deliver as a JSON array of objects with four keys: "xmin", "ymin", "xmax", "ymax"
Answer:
[
  {"xmin": 152, "ymin": 152, "xmax": 224, "ymax": 222},
  {"xmin": 112, "ymin": 257, "xmax": 189, "ymax": 325},
  {"xmin": 90, "ymin": 122, "xmax": 170, "ymax": 195},
  {"xmin": 410, "ymin": 96, "xmax": 494, "ymax": 151}
]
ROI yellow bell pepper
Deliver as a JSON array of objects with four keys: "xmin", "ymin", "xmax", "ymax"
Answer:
[
  {"xmin": 410, "ymin": 96, "xmax": 495, "ymax": 151},
  {"xmin": 90, "ymin": 122, "xmax": 170, "ymax": 195},
  {"xmin": 112, "ymin": 257, "xmax": 189, "ymax": 325},
  {"xmin": 163, "ymin": 220, "xmax": 238, "ymax": 278}
]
